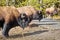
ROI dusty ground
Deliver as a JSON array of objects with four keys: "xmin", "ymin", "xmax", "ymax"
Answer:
[
  {"xmin": 0, "ymin": 16, "xmax": 60, "ymax": 40},
  {"xmin": 0, "ymin": 24, "xmax": 60, "ymax": 40}
]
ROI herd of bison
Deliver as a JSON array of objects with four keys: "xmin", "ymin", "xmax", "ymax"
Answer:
[{"xmin": 0, "ymin": 6, "xmax": 58, "ymax": 38}]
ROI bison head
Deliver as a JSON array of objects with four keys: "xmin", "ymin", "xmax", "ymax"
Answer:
[
  {"xmin": 17, "ymin": 13, "xmax": 32, "ymax": 29},
  {"xmin": 32, "ymin": 10, "xmax": 43, "ymax": 21}
]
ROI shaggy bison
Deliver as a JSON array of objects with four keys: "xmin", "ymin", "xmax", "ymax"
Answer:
[
  {"xmin": 0, "ymin": 6, "xmax": 43, "ymax": 37},
  {"xmin": 0, "ymin": 6, "xmax": 30, "ymax": 37},
  {"xmin": 46, "ymin": 6, "xmax": 58, "ymax": 17}
]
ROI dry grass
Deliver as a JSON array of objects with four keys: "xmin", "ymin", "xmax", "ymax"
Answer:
[{"xmin": 53, "ymin": 16, "xmax": 60, "ymax": 20}]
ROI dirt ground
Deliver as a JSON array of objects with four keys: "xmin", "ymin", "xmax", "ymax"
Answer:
[
  {"xmin": 0, "ymin": 16, "xmax": 60, "ymax": 40},
  {"xmin": 0, "ymin": 24, "xmax": 60, "ymax": 40}
]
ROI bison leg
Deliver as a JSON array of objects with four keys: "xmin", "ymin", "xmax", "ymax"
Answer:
[{"xmin": 2, "ymin": 23, "xmax": 11, "ymax": 37}]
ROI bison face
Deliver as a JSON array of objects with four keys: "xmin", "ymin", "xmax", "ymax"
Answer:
[
  {"xmin": 17, "ymin": 13, "xmax": 31, "ymax": 29},
  {"xmin": 33, "ymin": 10, "xmax": 43, "ymax": 21}
]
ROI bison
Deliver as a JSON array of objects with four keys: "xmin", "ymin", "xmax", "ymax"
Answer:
[
  {"xmin": 0, "ymin": 6, "xmax": 30, "ymax": 37},
  {"xmin": 46, "ymin": 6, "xmax": 58, "ymax": 17},
  {"xmin": 0, "ymin": 6, "xmax": 43, "ymax": 38}
]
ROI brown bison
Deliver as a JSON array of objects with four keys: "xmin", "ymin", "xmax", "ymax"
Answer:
[
  {"xmin": 0, "ymin": 6, "xmax": 43, "ymax": 38},
  {"xmin": 46, "ymin": 6, "xmax": 58, "ymax": 17},
  {"xmin": 0, "ymin": 6, "xmax": 30, "ymax": 37}
]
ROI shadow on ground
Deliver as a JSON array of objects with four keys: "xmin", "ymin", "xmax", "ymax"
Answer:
[{"xmin": 9, "ymin": 30, "xmax": 48, "ymax": 38}]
